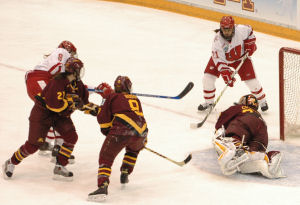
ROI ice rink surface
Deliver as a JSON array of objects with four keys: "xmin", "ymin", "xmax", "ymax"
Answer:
[{"xmin": 1, "ymin": 0, "xmax": 300, "ymax": 204}]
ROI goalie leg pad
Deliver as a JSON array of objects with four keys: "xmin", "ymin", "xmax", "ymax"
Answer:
[
  {"xmin": 267, "ymin": 151, "xmax": 286, "ymax": 178},
  {"xmin": 267, "ymin": 151, "xmax": 282, "ymax": 175},
  {"xmin": 238, "ymin": 152, "xmax": 286, "ymax": 179},
  {"xmin": 213, "ymin": 137, "xmax": 238, "ymax": 175},
  {"xmin": 213, "ymin": 138, "xmax": 236, "ymax": 165}
]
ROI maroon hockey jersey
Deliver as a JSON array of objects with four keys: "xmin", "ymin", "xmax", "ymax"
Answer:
[
  {"xmin": 40, "ymin": 77, "xmax": 89, "ymax": 116},
  {"xmin": 215, "ymin": 104, "xmax": 268, "ymax": 152},
  {"xmin": 97, "ymin": 93, "xmax": 147, "ymax": 137}
]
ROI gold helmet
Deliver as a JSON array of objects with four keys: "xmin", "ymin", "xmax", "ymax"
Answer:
[{"xmin": 238, "ymin": 94, "xmax": 259, "ymax": 110}]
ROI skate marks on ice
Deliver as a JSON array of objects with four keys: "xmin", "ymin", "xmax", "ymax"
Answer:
[{"xmin": 191, "ymin": 141, "xmax": 300, "ymax": 187}]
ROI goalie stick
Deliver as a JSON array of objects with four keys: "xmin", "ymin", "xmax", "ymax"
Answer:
[
  {"xmin": 144, "ymin": 146, "xmax": 192, "ymax": 167},
  {"xmin": 88, "ymin": 82, "xmax": 194, "ymax": 100},
  {"xmin": 190, "ymin": 53, "xmax": 249, "ymax": 129}
]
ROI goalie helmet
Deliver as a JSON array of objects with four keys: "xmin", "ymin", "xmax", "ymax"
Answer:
[
  {"xmin": 238, "ymin": 94, "xmax": 259, "ymax": 110},
  {"xmin": 58, "ymin": 40, "xmax": 77, "ymax": 56},
  {"xmin": 65, "ymin": 57, "xmax": 84, "ymax": 81},
  {"xmin": 220, "ymin": 16, "xmax": 235, "ymax": 41},
  {"xmin": 114, "ymin": 76, "xmax": 132, "ymax": 93}
]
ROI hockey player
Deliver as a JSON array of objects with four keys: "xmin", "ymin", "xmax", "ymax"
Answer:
[
  {"xmin": 88, "ymin": 76, "xmax": 148, "ymax": 202},
  {"xmin": 3, "ymin": 57, "xmax": 92, "ymax": 181},
  {"xmin": 198, "ymin": 16, "xmax": 268, "ymax": 112},
  {"xmin": 212, "ymin": 94, "xmax": 284, "ymax": 178},
  {"xmin": 25, "ymin": 40, "xmax": 77, "ymax": 155}
]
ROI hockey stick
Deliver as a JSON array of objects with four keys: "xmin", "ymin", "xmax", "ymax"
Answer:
[
  {"xmin": 144, "ymin": 146, "xmax": 192, "ymax": 167},
  {"xmin": 190, "ymin": 53, "xmax": 249, "ymax": 129},
  {"xmin": 88, "ymin": 82, "xmax": 194, "ymax": 100}
]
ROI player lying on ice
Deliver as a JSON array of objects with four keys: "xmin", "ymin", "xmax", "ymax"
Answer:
[{"xmin": 212, "ymin": 94, "xmax": 285, "ymax": 178}]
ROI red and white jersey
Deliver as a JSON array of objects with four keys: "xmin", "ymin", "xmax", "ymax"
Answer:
[
  {"xmin": 34, "ymin": 48, "xmax": 71, "ymax": 76},
  {"xmin": 212, "ymin": 24, "xmax": 256, "ymax": 71}
]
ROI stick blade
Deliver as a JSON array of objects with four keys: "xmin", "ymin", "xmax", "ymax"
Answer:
[
  {"xmin": 176, "ymin": 154, "xmax": 192, "ymax": 167},
  {"xmin": 176, "ymin": 82, "xmax": 194, "ymax": 99},
  {"xmin": 184, "ymin": 154, "xmax": 192, "ymax": 164}
]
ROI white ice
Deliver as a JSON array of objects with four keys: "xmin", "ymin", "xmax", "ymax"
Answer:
[{"xmin": 1, "ymin": 0, "xmax": 300, "ymax": 204}]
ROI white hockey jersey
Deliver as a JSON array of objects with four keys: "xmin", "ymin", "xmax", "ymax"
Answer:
[
  {"xmin": 212, "ymin": 24, "xmax": 256, "ymax": 71},
  {"xmin": 34, "ymin": 48, "xmax": 71, "ymax": 76}
]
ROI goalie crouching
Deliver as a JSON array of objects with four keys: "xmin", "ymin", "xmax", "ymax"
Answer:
[{"xmin": 212, "ymin": 94, "xmax": 285, "ymax": 179}]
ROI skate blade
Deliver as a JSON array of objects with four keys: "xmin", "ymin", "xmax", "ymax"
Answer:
[
  {"xmin": 50, "ymin": 157, "xmax": 75, "ymax": 165},
  {"xmin": 2, "ymin": 164, "xmax": 12, "ymax": 180},
  {"xmin": 50, "ymin": 157, "xmax": 57, "ymax": 164},
  {"xmin": 121, "ymin": 183, "xmax": 129, "ymax": 190},
  {"xmin": 38, "ymin": 150, "xmax": 52, "ymax": 157},
  {"xmin": 52, "ymin": 174, "xmax": 73, "ymax": 182},
  {"xmin": 68, "ymin": 158, "xmax": 75, "ymax": 164},
  {"xmin": 87, "ymin": 194, "xmax": 107, "ymax": 202}
]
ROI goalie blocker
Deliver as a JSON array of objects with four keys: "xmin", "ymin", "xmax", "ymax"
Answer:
[{"xmin": 211, "ymin": 94, "xmax": 285, "ymax": 178}]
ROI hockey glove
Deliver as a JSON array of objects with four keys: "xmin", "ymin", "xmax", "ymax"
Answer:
[
  {"xmin": 66, "ymin": 94, "xmax": 84, "ymax": 110},
  {"xmin": 244, "ymin": 38, "xmax": 257, "ymax": 56},
  {"xmin": 220, "ymin": 67, "xmax": 236, "ymax": 87},
  {"xmin": 81, "ymin": 102, "xmax": 100, "ymax": 116},
  {"xmin": 95, "ymin": 82, "xmax": 114, "ymax": 99}
]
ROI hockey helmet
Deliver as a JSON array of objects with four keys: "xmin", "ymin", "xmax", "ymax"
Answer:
[
  {"xmin": 58, "ymin": 40, "xmax": 77, "ymax": 57},
  {"xmin": 114, "ymin": 76, "xmax": 132, "ymax": 93},
  {"xmin": 238, "ymin": 94, "xmax": 259, "ymax": 110},
  {"xmin": 220, "ymin": 16, "xmax": 235, "ymax": 41},
  {"xmin": 65, "ymin": 57, "xmax": 84, "ymax": 81}
]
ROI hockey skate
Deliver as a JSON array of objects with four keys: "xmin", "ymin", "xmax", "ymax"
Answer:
[
  {"xmin": 38, "ymin": 142, "xmax": 54, "ymax": 156},
  {"xmin": 120, "ymin": 169, "xmax": 129, "ymax": 184},
  {"xmin": 88, "ymin": 181, "xmax": 109, "ymax": 202},
  {"xmin": 53, "ymin": 164, "xmax": 73, "ymax": 181},
  {"xmin": 226, "ymin": 149, "xmax": 249, "ymax": 171},
  {"xmin": 2, "ymin": 159, "xmax": 15, "ymax": 179},
  {"xmin": 198, "ymin": 102, "xmax": 213, "ymax": 111},
  {"xmin": 260, "ymin": 101, "xmax": 269, "ymax": 112}
]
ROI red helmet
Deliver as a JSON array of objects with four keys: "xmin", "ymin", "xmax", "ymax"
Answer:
[
  {"xmin": 58, "ymin": 40, "xmax": 77, "ymax": 56},
  {"xmin": 65, "ymin": 57, "xmax": 84, "ymax": 80},
  {"xmin": 220, "ymin": 16, "xmax": 235, "ymax": 29},
  {"xmin": 238, "ymin": 94, "xmax": 259, "ymax": 110},
  {"xmin": 114, "ymin": 76, "xmax": 132, "ymax": 93}
]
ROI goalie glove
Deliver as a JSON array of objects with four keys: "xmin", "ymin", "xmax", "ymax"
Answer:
[
  {"xmin": 80, "ymin": 102, "xmax": 100, "ymax": 116},
  {"xmin": 244, "ymin": 38, "xmax": 257, "ymax": 56},
  {"xmin": 95, "ymin": 82, "xmax": 114, "ymax": 99},
  {"xmin": 219, "ymin": 66, "xmax": 236, "ymax": 87}
]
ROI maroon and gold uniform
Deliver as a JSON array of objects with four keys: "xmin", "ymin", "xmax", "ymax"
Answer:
[
  {"xmin": 10, "ymin": 76, "xmax": 89, "ymax": 167},
  {"xmin": 215, "ymin": 104, "xmax": 268, "ymax": 152},
  {"xmin": 96, "ymin": 92, "xmax": 148, "ymax": 186}
]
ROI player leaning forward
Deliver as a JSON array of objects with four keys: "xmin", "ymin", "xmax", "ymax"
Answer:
[
  {"xmin": 3, "ymin": 57, "xmax": 91, "ymax": 181},
  {"xmin": 88, "ymin": 76, "xmax": 148, "ymax": 202},
  {"xmin": 212, "ymin": 94, "xmax": 284, "ymax": 178},
  {"xmin": 198, "ymin": 16, "xmax": 268, "ymax": 112}
]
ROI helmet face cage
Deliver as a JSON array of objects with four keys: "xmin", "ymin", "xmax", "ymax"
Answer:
[
  {"xmin": 58, "ymin": 40, "xmax": 77, "ymax": 56},
  {"xmin": 65, "ymin": 57, "xmax": 84, "ymax": 81},
  {"xmin": 114, "ymin": 76, "xmax": 132, "ymax": 93},
  {"xmin": 239, "ymin": 94, "xmax": 259, "ymax": 110}
]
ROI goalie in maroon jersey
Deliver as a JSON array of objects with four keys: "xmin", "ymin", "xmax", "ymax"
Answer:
[
  {"xmin": 88, "ymin": 76, "xmax": 148, "ymax": 202},
  {"xmin": 212, "ymin": 94, "xmax": 284, "ymax": 178},
  {"xmin": 2, "ymin": 57, "xmax": 97, "ymax": 181},
  {"xmin": 198, "ymin": 16, "xmax": 268, "ymax": 112}
]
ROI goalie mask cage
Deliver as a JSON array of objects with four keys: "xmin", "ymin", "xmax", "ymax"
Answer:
[{"xmin": 279, "ymin": 47, "xmax": 300, "ymax": 140}]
